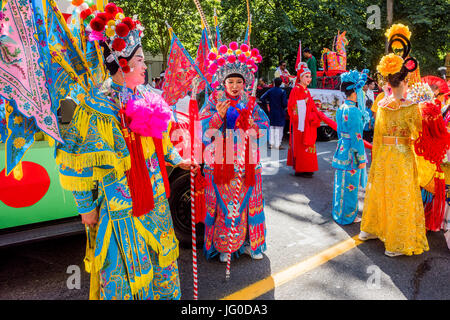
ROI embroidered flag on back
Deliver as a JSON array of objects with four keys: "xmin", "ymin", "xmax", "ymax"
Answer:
[
  {"xmin": 195, "ymin": 28, "xmax": 212, "ymax": 92},
  {"xmin": 162, "ymin": 31, "xmax": 210, "ymax": 106}
]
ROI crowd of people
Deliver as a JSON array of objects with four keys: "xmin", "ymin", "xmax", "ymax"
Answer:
[
  {"xmin": 3, "ymin": 1, "xmax": 448, "ymax": 301},
  {"xmin": 65, "ymin": 14, "xmax": 449, "ymax": 299}
]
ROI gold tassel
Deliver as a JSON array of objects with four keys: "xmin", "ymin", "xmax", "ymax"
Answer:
[{"xmin": 12, "ymin": 161, "xmax": 23, "ymax": 181}]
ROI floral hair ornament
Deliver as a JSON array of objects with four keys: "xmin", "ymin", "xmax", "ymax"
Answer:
[
  {"xmin": 385, "ymin": 24, "xmax": 411, "ymax": 50},
  {"xmin": 207, "ymin": 42, "xmax": 262, "ymax": 90},
  {"xmin": 81, "ymin": 2, "xmax": 144, "ymax": 74}
]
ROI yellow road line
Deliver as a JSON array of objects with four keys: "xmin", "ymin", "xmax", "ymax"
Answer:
[{"xmin": 222, "ymin": 235, "xmax": 363, "ymax": 300}]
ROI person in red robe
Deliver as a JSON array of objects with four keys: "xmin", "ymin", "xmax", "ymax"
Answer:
[{"xmin": 287, "ymin": 62, "xmax": 322, "ymax": 177}]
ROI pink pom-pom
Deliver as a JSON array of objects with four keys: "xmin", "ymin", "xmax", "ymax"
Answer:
[
  {"xmin": 211, "ymin": 81, "xmax": 220, "ymax": 89},
  {"xmin": 256, "ymin": 54, "xmax": 263, "ymax": 63},
  {"xmin": 208, "ymin": 51, "xmax": 217, "ymax": 61},
  {"xmin": 229, "ymin": 42, "xmax": 239, "ymax": 50},
  {"xmin": 125, "ymin": 92, "xmax": 171, "ymax": 139},
  {"xmin": 251, "ymin": 48, "xmax": 260, "ymax": 57},
  {"xmin": 240, "ymin": 44, "xmax": 249, "ymax": 52},
  {"xmin": 208, "ymin": 63, "xmax": 218, "ymax": 74},
  {"xmin": 219, "ymin": 45, "xmax": 228, "ymax": 54},
  {"xmin": 227, "ymin": 55, "xmax": 237, "ymax": 63},
  {"xmin": 238, "ymin": 53, "xmax": 247, "ymax": 63},
  {"xmin": 217, "ymin": 57, "xmax": 226, "ymax": 66}
]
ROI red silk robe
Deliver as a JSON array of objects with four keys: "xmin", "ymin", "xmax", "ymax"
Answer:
[{"xmin": 287, "ymin": 84, "xmax": 322, "ymax": 173}]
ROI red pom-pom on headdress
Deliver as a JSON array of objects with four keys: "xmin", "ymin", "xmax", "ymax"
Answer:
[
  {"xmin": 116, "ymin": 23, "xmax": 130, "ymax": 37},
  {"xmin": 90, "ymin": 17, "xmax": 106, "ymax": 32},
  {"xmin": 112, "ymin": 38, "xmax": 126, "ymax": 51},
  {"xmin": 104, "ymin": 3, "xmax": 119, "ymax": 16},
  {"xmin": 122, "ymin": 17, "xmax": 136, "ymax": 30}
]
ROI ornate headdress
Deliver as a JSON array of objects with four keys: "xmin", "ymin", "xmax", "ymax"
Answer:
[
  {"xmin": 377, "ymin": 23, "xmax": 418, "ymax": 79},
  {"xmin": 207, "ymin": 42, "xmax": 262, "ymax": 90},
  {"xmin": 76, "ymin": 2, "xmax": 145, "ymax": 73},
  {"xmin": 296, "ymin": 62, "xmax": 311, "ymax": 78}
]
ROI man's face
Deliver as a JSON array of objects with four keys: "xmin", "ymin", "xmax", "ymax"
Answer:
[
  {"xmin": 303, "ymin": 52, "xmax": 311, "ymax": 59},
  {"xmin": 280, "ymin": 63, "xmax": 286, "ymax": 71},
  {"xmin": 369, "ymin": 82, "xmax": 376, "ymax": 90},
  {"xmin": 124, "ymin": 47, "xmax": 147, "ymax": 87}
]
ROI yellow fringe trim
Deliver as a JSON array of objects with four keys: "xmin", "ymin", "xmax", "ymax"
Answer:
[
  {"xmin": 59, "ymin": 173, "xmax": 95, "ymax": 192},
  {"xmin": 133, "ymin": 217, "xmax": 180, "ymax": 268},
  {"xmin": 141, "ymin": 136, "xmax": 155, "ymax": 158},
  {"xmin": 129, "ymin": 271, "xmax": 154, "ymax": 296},
  {"xmin": 84, "ymin": 220, "xmax": 113, "ymax": 275},
  {"xmin": 56, "ymin": 149, "xmax": 131, "ymax": 172}
]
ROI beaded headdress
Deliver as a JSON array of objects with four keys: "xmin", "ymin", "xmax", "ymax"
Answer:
[{"xmin": 207, "ymin": 42, "xmax": 262, "ymax": 90}]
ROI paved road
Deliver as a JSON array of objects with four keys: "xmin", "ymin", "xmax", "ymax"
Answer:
[{"xmin": 1, "ymin": 139, "xmax": 449, "ymax": 300}]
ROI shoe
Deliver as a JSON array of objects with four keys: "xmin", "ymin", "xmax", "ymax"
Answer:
[
  {"xmin": 278, "ymin": 145, "xmax": 286, "ymax": 150},
  {"xmin": 444, "ymin": 230, "xmax": 450, "ymax": 250},
  {"xmin": 295, "ymin": 172, "xmax": 314, "ymax": 178},
  {"xmin": 358, "ymin": 231, "xmax": 377, "ymax": 241},
  {"xmin": 219, "ymin": 252, "xmax": 228, "ymax": 263},
  {"xmin": 384, "ymin": 250, "xmax": 404, "ymax": 257},
  {"xmin": 243, "ymin": 246, "xmax": 263, "ymax": 260},
  {"xmin": 353, "ymin": 216, "xmax": 362, "ymax": 223}
]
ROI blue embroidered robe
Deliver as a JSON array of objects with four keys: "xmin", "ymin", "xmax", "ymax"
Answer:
[
  {"xmin": 56, "ymin": 80, "xmax": 183, "ymax": 300},
  {"xmin": 331, "ymin": 101, "xmax": 367, "ymax": 225},
  {"xmin": 200, "ymin": 92, "xmax": 269, "ymax": 258}
]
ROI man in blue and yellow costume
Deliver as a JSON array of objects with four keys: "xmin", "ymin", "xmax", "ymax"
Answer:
[{"xmin": 55, "ymin": 3, "xmax": 194, "ymax": 300}]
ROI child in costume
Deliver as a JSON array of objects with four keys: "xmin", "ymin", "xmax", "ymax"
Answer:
[{"xmin": 332, "ymin": 70, "xmax": 369, "ymax": 225}]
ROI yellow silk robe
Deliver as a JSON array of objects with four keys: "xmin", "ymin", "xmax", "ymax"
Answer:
[{"xmin": 361, "ymin": 97, "xmax": 429, "ymax": 255}]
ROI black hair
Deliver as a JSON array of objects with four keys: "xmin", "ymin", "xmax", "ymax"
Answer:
[
  {"xmin": 224, "ymin": 73, "xmax": 245, "ymax": 83},
  {"xmin": 303, "ymin": 48, "xmax": 311, "ymax": 54},
  {"xmin": 274, "ymin": 77, "xmax": 282, "ymax": 87},
  {"xmin": 101, "ymin": 42, "xmax": 142, "ymax": 76},
  {"xmin": 340, "ymin": 81, "xmax": 356, "ymax": 98},
  {"xmin": 366, "ymin": 78, "xmax": 375, "ymax": 85},
  {"xmin": 279, "ymin": 60, "xmax": 286, "ymax": 66},
  {"xmin": 387, "ymin": 67, "xmax": 409, "ymax": 88}
]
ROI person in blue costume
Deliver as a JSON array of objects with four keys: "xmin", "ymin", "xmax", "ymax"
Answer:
[
  {"xmin": 200, "ymin": 42, "xmax": 269, "ymax": 262},
  {"xmin": 55, "ymin": 4, "xmax": 195, "ymax": 300},
  {"xmin": 331, "ymin": 70, "xmax": 369, "ymax": 225}
]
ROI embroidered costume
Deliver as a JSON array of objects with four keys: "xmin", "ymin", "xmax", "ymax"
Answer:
[
  {"xmin": 360, "ymin": 24, "xmax": 432, "ymax": 256},
  {"xmin": 332, "ymin": 70, "xmax": 369, "ymax": 225},
  {"xmin": 200, "ymin": 42, "xmax": 269, "ymax": 261},
  {"xmin": 287, "ymin": 62, "xmax": 322, "ymax": 176},
  {"xmin": 55, "ymin": 3, "xmax": 184, "ymax": 299}
]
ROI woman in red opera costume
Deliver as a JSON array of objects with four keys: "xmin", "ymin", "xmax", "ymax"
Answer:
[{"xmin": 287, "ymin": 62, "xmax": 322, "ymax": 177}]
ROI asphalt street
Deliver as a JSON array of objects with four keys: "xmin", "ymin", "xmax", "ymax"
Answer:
[{"xmin": 1, "ymin": 139, "xmax": 449, "ymax": 300}]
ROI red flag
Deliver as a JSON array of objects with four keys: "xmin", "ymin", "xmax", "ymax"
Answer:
[
  {"xmin": 162, "ymin": 35, "xmax": 198, "ymax": 106},
  {"xmin": 195, "ymin": 28, "xmax": 212, "ymax": 92}
]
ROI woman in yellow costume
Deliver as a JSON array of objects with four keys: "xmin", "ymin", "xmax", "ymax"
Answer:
[
  {"xmin": 55, "ymin": 3, "xmax": 195, "ymax": 299},
  {"xmin": 359, "ymin": 25, "xmax": 429, "ymax": 257}
]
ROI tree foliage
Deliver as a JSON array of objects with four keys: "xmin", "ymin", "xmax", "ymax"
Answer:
[{"xmin": 115, "ymin": 0, "xmax": 449, "ymax": 77}]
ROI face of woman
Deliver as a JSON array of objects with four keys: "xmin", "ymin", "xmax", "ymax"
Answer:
[
  {"xmin": 300, "ymin": 73, "xmax": 312, "ymax": 87},
  {"xmin": 224, "ymin": 77, "xmax": 245, "ymax": 97},
  {"xmin": 124, "ymin": 47, "xmax": 147, "ymax": 89}
]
